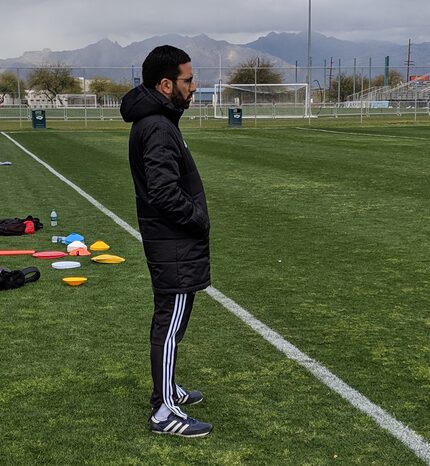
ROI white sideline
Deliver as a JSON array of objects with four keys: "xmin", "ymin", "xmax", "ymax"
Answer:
[
  {"xmin": 295, "ymin": 126, "xmax": 428, "ymax": 140},
  {"xmin": 2, "ymin": 131, "xmax": 429, "ymax": 465}
]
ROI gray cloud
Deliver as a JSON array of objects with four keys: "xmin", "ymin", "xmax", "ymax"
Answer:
[{"xmin": 1, "ymin": 0, "xmax": 429, "ymax": 58}]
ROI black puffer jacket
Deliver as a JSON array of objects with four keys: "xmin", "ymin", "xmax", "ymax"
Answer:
[{"xmin": 120, "ymin": 85, "xmax": 210, "ymax": 294}]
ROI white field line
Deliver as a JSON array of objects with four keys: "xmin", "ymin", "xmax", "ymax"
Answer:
[
  {"xmin": 5, "ymin": 130, "xmax": 128, "ymax": 134},
  {"xmin": 206, "ymin": 287, "xmax": 430, "ymax": 464},
  {"xmin": 2, "ymin": 131, "xmax": 430, "ymax": 465},
  {"xmin": 295, "ymin": 126, "xmax": 428, "ymax": 141}
]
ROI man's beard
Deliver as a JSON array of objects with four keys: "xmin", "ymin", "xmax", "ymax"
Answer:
[{"xmin": 171, "ymin": 85, "xmax": 191, "ymax": 109}]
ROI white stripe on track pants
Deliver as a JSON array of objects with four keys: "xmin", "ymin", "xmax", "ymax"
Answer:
[{"xmin": 150, "ymin": 292, "xmax": 195, "ymax": 419}]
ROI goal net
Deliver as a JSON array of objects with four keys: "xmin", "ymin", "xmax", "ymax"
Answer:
[
  {"xmin": 55, "ymin": 94, "xmax": 97, "ymax": 108},
  {"xmin": 214, "ymin": 83, "xmax": 309, "ymax": 119}
]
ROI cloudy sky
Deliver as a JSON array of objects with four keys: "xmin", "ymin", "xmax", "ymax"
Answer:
[{"xmin": 1, "ymin": 0, "xmax": 429, "ymax": 59}]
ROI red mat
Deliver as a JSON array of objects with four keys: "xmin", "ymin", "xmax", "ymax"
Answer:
[
  {"xmin": 32, "ymin": 251, "xmax": 68, "ymax": 259},
  {"xmin": 0, "ymin": 250, "xmax": 36, "ymax": 256}
]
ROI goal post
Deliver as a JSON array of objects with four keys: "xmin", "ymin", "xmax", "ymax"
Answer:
[{"xmin": 214, "ymin": 83, "xmax": 310, "ymax": 119}]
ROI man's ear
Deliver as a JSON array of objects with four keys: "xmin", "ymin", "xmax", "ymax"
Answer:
[{"xmin": 157, "ymin": 78, "xmax": 173, "ymax": 97}]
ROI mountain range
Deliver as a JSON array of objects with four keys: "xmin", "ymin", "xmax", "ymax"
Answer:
[{"xmin": 1, "ymin": 32, "xmax": 428, "ymax": 84}]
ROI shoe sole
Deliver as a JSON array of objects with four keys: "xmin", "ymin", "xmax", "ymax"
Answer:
[{"xmin": 151, "ymin": 427, "xmax": 213, "ymax": 438}]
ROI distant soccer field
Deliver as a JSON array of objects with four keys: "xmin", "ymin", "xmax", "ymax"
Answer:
[{"xmin": 0, "ymin": 120, "xmax": 429, "ymax": 465}]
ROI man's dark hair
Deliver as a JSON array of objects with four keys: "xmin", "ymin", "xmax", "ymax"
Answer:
[{"xmin": 142, "ymin": 45, "xmax": 191, "ymax": 88}]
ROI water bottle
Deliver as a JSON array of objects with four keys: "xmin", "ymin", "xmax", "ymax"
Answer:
[
  {"xmin": 50, "ymin": 209, "xmax": 58, "ymax": 227},
  {"xmin": 51, "ymin": 235, "xmax": 66, "ymax": 243}
]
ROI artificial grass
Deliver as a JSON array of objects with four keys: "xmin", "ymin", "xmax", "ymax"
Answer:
[{"xmin": 0, "ymin": 122, "xmax": 429, "ymax": 465}]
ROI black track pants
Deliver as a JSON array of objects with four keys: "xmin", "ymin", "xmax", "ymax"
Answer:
[{"xmin": 150, "ymin": 292, "xmax": 195, "ymax": 418}]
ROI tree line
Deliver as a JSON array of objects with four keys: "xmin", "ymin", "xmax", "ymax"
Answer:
[{"xmin": 0, "ymin": 65, "xmax": 130, "ymax": 104}]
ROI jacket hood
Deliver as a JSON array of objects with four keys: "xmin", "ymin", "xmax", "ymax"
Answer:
[{"xmin": 120, "ymin": 84, "xmax": 183, "ymax": 125}]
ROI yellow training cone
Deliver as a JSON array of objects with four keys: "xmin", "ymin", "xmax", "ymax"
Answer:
[
  {"xmin": 90, "ymin": 241, "xmax": 110, "ymax": 251},
  {"xmin": 91, "ymin": 254, "xmax": 125, "ymax": 264},
  {"xmin": 63, "ymin": 277, "xmax": 88, "ymax": 286}
]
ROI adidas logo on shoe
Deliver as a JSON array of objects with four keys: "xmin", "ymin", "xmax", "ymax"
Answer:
[
  {"xmin": 177, "ymin": 389, "xmax": 203, "ymax": 406},
  {"xmin": 149, "ymin": 413, "xmax": 213, "ymax": 437}
]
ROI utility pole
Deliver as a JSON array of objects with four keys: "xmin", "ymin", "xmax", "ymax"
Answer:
[
  {"xmin": 384, "ymin": 56, "xmax": 390, "ymax": 87},
  {"xmin": 323, "ymin": 58, "xmax": 327, "ymax": 103},
  {"xmin": 405, "ymin": 39, "xmax": 414, "ymax": 82},
  {"xmin": 328, "ymin": 56, "xmax": 333, "ymax": 99},
  {"xmin": 353, "ymin": 58, "xmax": 357, "ymax": 96},
  {"xmin": 368, "ymin": 57, "xmax": 372, "ymax": 91}
]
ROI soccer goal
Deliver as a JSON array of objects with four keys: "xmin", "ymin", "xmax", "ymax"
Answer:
[
  {"xmin": 55, "ymin": 94, "xmax": 97, "ymax": 108},
  {"xmin": 214, "ymin": 83, "xmax": 310, "ymax": 119}
]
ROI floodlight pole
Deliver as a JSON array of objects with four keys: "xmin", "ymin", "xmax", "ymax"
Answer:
[
  {"xmin": 307, "ymin": 0, "xmax": 312, "ymax": 123},
  {"xmin": 360, "ymin": 70, "xmax": 364, "ymax": 125},
  {"xmin": 254, "ymin": 63, "xmax": 258, "ymax": 127}
]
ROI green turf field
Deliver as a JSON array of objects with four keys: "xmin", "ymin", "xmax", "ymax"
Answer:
[{"xmin": 0, "ymin": 119, "xmax": 429, "ymax": 465}]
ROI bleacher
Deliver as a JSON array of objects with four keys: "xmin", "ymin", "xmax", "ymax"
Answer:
[{"xmin": 348, "ymin": 73, "xmax": 430, "ymax": 103}]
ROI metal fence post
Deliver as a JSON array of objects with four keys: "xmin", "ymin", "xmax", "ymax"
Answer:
[
  {"xmin": 83, "ymin": 68, "xmax": 88, "ymax": 128},
  {"xmin": 17, "ymin": 67, "xmax": 22, "ymax": 128}
]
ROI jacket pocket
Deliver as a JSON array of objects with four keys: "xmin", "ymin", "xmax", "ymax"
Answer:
[
  {"xmin": 179, "ymin": 170, "xmax": 204, "ymax": 196},
  {"xmin": 143, "ymin": 239, "xmax": 177, "ymax": 262}
]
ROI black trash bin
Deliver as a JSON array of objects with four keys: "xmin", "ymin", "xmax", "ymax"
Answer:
[
  {"xmin": 32, "ymin": 109, "xmax": 46, "ymax": 129},
  {"xmin": 228, "ymin": 107, "xmax": 242, "ymax": 127}
]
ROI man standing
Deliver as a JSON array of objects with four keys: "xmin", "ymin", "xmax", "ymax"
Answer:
[{"xmin": 120, "ymin": 46, "xmax": 212, "ymax": 437}]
